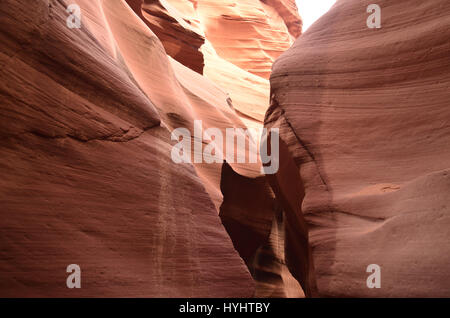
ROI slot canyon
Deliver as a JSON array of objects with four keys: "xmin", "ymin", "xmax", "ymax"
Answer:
[{"xmin": 0, "ymin": 0, "xmax": 449, "ymax": 298}]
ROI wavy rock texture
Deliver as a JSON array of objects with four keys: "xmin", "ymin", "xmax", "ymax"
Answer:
[
  {"xmin": 3, "ymin": 0, "xmax": 448, "ymax": 299},
  {"xmin": 112, "ymin": 0, "xmax": 306, "ymax": 297},
  {"xmin": 0, "ymin": 0, "xmax": 257, "ymax": 297},
  {"xmin": 193, "ymin": 0, "xmax": 300, "ymax": 79},
  {"xmin": 132, "ymin": 0, "xmax": 301, "ymax": 79},
  {"xmin": 128, "ymin": 0, "xmax": 302, "ymax": 130},
  {"xmin": 268, "ymin": 0, "xmax": 450, "ymax": 297},
  {"xmin": 126, "ymin": 0, "xmax": 206, "ymax": 74}
]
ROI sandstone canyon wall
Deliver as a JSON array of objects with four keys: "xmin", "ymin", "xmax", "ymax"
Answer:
[
  {"xmin": 126, "ymin": 0, "xmax": 302, "ymax": 129},
  {"xmin": 0, "ymin": 0, "xmax": 301, "ymax": 297},
  {"xmin": 2, "ymin": 0, "xmax": 449, "ymax": 299},
  {"xmin": 267, "ymin": 0, "xmax": 450, "ymax": 297}
]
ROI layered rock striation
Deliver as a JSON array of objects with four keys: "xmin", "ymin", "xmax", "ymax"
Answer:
[
  {"xmin": 0, "ymin": 0, "xmax": 260, "ymax": 297},
  {"xmin": 267, "ymin": 0, "xmax": 450, "ymax": 297},
  {"xmin": 0, "ymin": 0, "xmax": 302, "ymax": 298}
]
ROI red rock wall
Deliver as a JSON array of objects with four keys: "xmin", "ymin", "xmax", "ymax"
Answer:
[
  {"xmin": 127, "ymin": 0, "xmax": 303, "ymax": 132},
  {"xmin": 130, "ymin": 0, "xmax": 302, "ymax": 79},
  {"xmin": 0, "ymin": 0, "xmax": 254, "ymax": 297},
  {"xmin": 5, "ymin": 0, "xmax": 447, "ymax": 299},
  {"xmin": 267, "ymin": 0, "xmax": 450, "ymax": 297},
  {"xmin": 193, "ymin": 0, "xmax": 301, "ymax": 79},
  {"xmin": 127, "ymin": 0, "xmax": 206, "ymax": 74}
]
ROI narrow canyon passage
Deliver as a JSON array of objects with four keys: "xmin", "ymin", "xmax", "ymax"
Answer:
[
  {"xmin": 124, "ymin": 0, "xmax": 310, "ymax": 297},
  {"xmin": 0, "ymin": 0, "xmax": 449, "ymax": 298},
  {"xmin": 0, "ymin": 0, "xmax": 305, "ymax": 297}
]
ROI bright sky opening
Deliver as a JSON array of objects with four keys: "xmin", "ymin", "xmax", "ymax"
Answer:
[{"xmin": 296, "ymin": 0, "xmax": 337, "ymax": 31}]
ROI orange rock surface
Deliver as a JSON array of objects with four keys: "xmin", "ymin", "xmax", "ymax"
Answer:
[
  {"xmin": 127, "ymin": 0, "xmax": 302, "ymax": 128},
  {"xmin": 0, "ymin": 0, "xmax": 264, "ymax": 297},
  {"xmin": 267, "ymin": 0, "xmax": 450, "ymax": 297},
  {"xmin": 7, "ymin": 0, "xmax": 448, "ymax": 299},
  {"xmin": 0, "ymin": 0, "xmax": 301, "ymax": 297}
]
